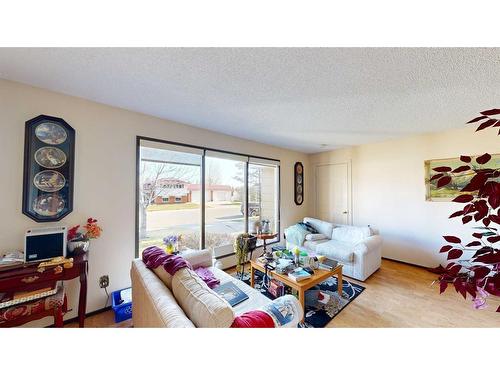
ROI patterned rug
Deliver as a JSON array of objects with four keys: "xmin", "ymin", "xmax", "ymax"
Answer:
[{"xmin": 240, "ymin": 270, "xmax": 365, "ymax": 328}]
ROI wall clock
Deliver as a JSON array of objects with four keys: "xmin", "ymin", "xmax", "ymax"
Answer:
[
  {"xmin": 22, "ymin": 115, "xmax": 75, "ymax": 222},
  {"xmin": 294, "ymin": 162, "xmax": 304, "ymax": 205}
]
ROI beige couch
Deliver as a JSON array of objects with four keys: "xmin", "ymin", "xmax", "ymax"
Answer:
[{"xmin": 130, "ymin": 249, "xmax": 303, "ymax": 328}]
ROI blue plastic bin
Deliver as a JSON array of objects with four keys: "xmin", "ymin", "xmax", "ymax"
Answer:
[{"xmin": 111, "ymin": 287, "xmax": 132, "ymax": 323}]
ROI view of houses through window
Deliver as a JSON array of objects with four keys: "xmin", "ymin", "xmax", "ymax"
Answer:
[
  {"xmin": 204, "ymin": 153, "xmax": 246, "ymax": 252},
  {"xmin": 137, "ymin": 139, "xmax": 280, "ymax": 255}
]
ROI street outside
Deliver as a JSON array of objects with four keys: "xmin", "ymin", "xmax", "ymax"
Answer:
[
  {"xmin": 147, "ymin": 202, "xmax": 242, "ymax": 230},
  {"xmin": 140, "ymin": 202, "xmax": 249, "ymax": 249}
]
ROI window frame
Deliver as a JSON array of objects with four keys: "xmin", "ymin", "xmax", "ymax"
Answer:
[{"xmin": 135, "ymin": 136, "xmax": 281, "ymax": 257}]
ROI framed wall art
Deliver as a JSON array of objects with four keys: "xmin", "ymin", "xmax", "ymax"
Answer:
[
  {"xmin": 424, "ymin": 153, "xmax": 499, "ymax": 201},
  {"xmin": 294, "ymin": 162, "xmax": 304, "ymax": 205},
  {"xmin": 22, "ymin": 115, "xmax": 75, "ymax": 222}
]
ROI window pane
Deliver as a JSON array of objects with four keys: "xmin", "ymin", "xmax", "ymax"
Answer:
[
  {"xmin": 138, "ymin": 143, "xmax": 202, "ymax": 254},
  {"xmin": 248, "ymin": 163, "xmax": 279, "ymax": 245},
  {"xmin": 205, "ymin": 156, "xmax": 246, "ymax": 253}
]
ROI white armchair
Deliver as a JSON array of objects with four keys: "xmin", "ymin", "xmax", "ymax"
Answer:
[{"xmin": 347, "ymin": 233, "xmax": 383, "ymax": 280}]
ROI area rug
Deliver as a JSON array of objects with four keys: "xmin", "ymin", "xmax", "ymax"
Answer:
[{"xmin": 239, "ymin": 270, "xmax": 365, "ymax": 328}]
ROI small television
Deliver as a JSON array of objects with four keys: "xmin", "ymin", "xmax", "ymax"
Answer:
[{"xmin": 24, "ymin": 227, "xmax": 67, "ymax": 263}]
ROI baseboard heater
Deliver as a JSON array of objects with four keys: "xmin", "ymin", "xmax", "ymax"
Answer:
[
  {"xmin": 213, "ymin": 244, "xmax": 237, "ymax": 270},
  {"xmin": 213, "ymin": 243, "xmax": 266, "ymax": 270}
]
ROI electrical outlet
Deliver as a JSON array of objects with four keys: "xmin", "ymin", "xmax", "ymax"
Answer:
[{"xmin": 99, "ymin": 275, "xmax": 109, "ymax": 288}]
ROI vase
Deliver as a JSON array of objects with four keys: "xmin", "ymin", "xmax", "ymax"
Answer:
[
  {"xmin": 166, "ymin": 244, "xmax": 175, "ymax": 254},
  {"xmin": 251, "ymin": 220, "xmax": 261, "ymax": 234},
  {"xmin": 67, "ymin": 239, "xmax": 90, "ymax": 255},
  {"xmin": 294, "ymin": 254, "xmax": 300, "ymax": 266},
  {"xmin": 261, "ymin": 220, "xmax": 270, "ymax": 233}
]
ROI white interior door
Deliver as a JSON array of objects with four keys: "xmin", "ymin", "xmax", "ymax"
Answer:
[{"xmin": 316, "ymin": 163, "xmax": 350, "ymax": 224}]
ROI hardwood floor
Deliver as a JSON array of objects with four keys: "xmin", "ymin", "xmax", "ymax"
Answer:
[
  {"xmin": 68, "ymin": 259, "xmax": 499, "ymax": 328},
  {"xmin": 329, "ymin": 259, "xmax": 499, "ymax": 328},
  {"xmin": 64, "ymin": 310, "xmax": 132, "ymax": 328}
]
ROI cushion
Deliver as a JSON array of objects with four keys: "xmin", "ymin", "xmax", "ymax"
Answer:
[
  {"xmin": 331, "ymin": 225, "xmax": 372, "ymax": 244},
  {"xmin": 131, "ymin": 260, "xmax": 195, "ymax": 328},
  {"xmin": 315, "ymin": 240, "xmax": 355, "ymax": 263},
  {"xmin": 303, "ymin": 217, "xmax": 334, "ymax": 239},
  {"xmin": 181, "ymin": 249, "xmax": 213, "ymax": 268},
  {"xmin": 151, "ymin": 264, "xmax": 173, "ymax": 289},
  {"xmin": 148, "ymin": 248, "xmax": 213, "ymax": 290},
  {"xmin": 305, "ymin": 233, "xmax": 328, "ymax": 241},
  {"xmin": 258, "ymin": 295, "xmax": 303, "ymax": 328},
  {"xmin": 171, "ymin": 267, "xmax": 235, "ymax": 328},
  {"xmin": 297, "ymin": 222, "xmax": 318, "ymax": 234},
  {"xmin": 302, "ymin": 239, "xmax": 329, "ymax": 253},
  {"xmin": 231, "ymin": 311, "xmax": 275, "ymax": 328}
]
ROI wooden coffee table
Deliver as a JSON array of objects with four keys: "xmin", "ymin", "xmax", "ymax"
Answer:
[{"xmin": 249, "ymin": 259, "xmax": 343, "ymax": 322}]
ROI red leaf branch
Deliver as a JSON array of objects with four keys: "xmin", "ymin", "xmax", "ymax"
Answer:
[{"xmin": 431, "ymin": 109, "xmax": 500, "ymax": 313}]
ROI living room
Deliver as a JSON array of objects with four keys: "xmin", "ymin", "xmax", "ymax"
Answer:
[{"xmin": 1, "ymin": 2, "xmax": 499, "ymax": 374}]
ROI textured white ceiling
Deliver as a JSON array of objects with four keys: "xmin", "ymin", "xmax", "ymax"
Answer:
[{"xmin": 1, "ymin": 48, "xmax": 499, "ymax": 153}]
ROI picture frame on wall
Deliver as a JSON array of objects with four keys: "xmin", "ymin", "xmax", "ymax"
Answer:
[
  {"xmin": 424, "ymin": 153, "xmax": 499, "ymax": 202},
  {"xmin": 22, "ymin": 114, "xmax": 75, "ymax": 222},
  {"xmin": 294, "ymin": 161, "xmax": 304, "ymax": 205}
]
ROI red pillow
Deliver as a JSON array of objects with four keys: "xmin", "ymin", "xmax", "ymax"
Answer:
[{"xmin": 230, "ymin": 310, "xmax": 275, "ymax": 328}]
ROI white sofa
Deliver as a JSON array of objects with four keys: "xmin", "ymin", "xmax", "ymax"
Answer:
[
  {"xmin": 286, "ymin": 217, "xmax": 383, "ymax": 281},
  {"xmin": 131, "ymin": 249, "xmax": 303, "ymax": 327}
]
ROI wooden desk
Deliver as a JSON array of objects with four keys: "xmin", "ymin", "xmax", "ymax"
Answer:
[
  {"xmin": 0, "ymin": 254, "xmax": 88, "ymax": 327},
  {"xmin": 250, "ymin": 259, "xmax": 343, "ymax": 323}
]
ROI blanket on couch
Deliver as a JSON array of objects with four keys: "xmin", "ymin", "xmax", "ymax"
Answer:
[
  {"xmin": 284, "ymin": 224, "xmax": 310, "ymax": 246},
  {"xmin": 142, "ymin": 246, "xmax": 220, "ymax": 288}
]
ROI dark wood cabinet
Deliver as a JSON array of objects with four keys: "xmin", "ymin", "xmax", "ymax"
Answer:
[{"xmin": 0, "ymin": 254, "xmax": 88, "ymax": 327}]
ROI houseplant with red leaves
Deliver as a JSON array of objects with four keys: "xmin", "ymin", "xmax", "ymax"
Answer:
[{"xmin": 430, "ymin": 109, "xmax": 500, "ymax": 312}]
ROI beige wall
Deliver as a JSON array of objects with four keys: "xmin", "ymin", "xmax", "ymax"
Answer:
[
  {"xmin": 310, "ymin": 127, "xmax": 499, "ymax": 267},
  {"xmin": 0, "ymin": 79, "xmax": 311, "ymax": 324}
]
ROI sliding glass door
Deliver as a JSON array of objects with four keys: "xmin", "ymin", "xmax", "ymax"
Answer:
[
  {"xmin": 248, "ymin": 158, "xmax": 280, "ymax": 246},
  {"xmin": 137, "ymin": 138, "xmax": 280, "ymax": 256}
]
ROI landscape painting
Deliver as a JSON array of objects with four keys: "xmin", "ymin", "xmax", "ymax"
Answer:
[{"xmin": 425, "ymin": 153, "xmax": 499, "ymax": 201}]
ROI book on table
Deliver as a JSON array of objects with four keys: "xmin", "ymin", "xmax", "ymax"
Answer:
[
  {"xmin": 213, "ymin": 281, "xmax": 249, "ymax": 307},
  {"xmin": 0, "ymin": 250, "xmax": 24, "ymax": 269},
  {"xmin": 319, "ymin": 257, "xmax": 338, "ymax": 270},
  {"xmin": 288, "ymin": 268, "xmax": 312, "ymax": 282}
]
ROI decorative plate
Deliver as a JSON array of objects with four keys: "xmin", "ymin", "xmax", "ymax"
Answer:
[
  {"xmin": 35, "ymin": 122, "xmax": 68, "ymax": 145},
  {"xmin": 34, "ymin": 147, "xmax": 67, "ymax": 169},
  {"xmin": 294, "ymin": 161, "xmax": 304, "ymax": 206},
  {"xmin": 32, "ymin": 193, "xmax": 65, "ymax": 217},
  {"xmin": 33, "ymin": 170, "xmax": 66, "ymax": 192}
]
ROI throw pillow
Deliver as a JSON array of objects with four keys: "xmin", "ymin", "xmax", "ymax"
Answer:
[
  {"xmin": 231, "ymin": 311, "xmax": 275, "ymax": 328},
  {"xmin": 172, "ymin": 268, "xmax": 235, "ymax": 328},
  {"xmin": 297, "ymin": 222, "xmax": 319, "ymax": 234},
  {"xmin": 305, "ymin": 233, "xmax": 328, "ymax": 241}
]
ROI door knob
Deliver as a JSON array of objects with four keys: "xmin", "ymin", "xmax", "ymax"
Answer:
[{"xmin": 342, "ymin": 211, "xmax": 348, "ymax": 214}]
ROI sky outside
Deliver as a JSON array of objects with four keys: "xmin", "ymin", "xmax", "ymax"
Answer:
[{"xmin": 142, "ymin": 146, "xmax": 243, "ymax": 187}]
